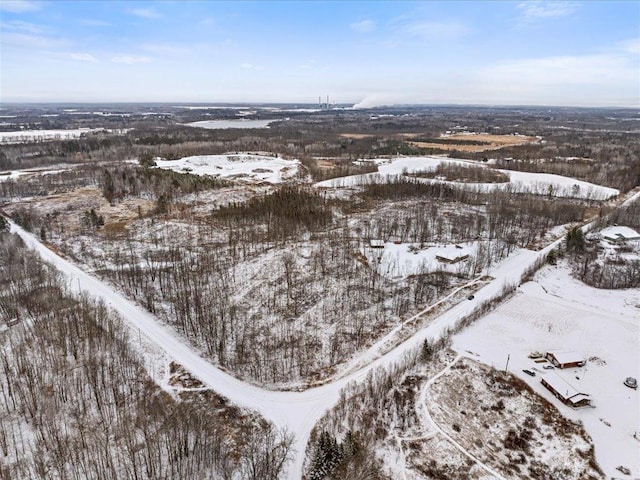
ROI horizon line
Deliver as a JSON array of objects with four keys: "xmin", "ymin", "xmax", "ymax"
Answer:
[{"xmin": 0, "ymin": 101, "xmax": 638, "ymax": 110}]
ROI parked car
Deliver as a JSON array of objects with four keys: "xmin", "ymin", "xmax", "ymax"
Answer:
[
  {"xmin": 624, "ymin": 377, "xmax": 637, "ymax": 389},
  {"xmin": 543, "ymin": 365, "xmax": 554, "ymax": 370},
  {"xmin": 522, "ymin": 369, "xmax": 536, "ymax": 377},
  {"xmin": 467, "ymin": 295, "xmax": 475, "ymax": 300}
]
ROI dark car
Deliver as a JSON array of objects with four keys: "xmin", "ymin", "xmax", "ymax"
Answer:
[
  {"xmin": 467, "ymin": 295, "xmax": 475, "ymax": 300},
  {"xmin": 522, "ymin": 369, "xmax": 536, "ymax": 377}
]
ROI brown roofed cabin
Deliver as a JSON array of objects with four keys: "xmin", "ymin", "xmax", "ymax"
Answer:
[
  {"xmin": 541, "ymin": 372, "xmax": 592, "ymax": 408},
  {"xmin": 545, "ymin": 350, "xmax": 586, "ymax": 369}
]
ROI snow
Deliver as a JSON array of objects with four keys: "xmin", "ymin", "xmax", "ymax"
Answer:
[
  {"xmin": 546, "ymin": 350, "xmax": 586, "ymax": 366},
  {"xmin": 12, "ymin": 217, "xmax": 566, "ymax": 480},
  {"xmin": 0, "ymin": 128, "xmax": 104, "ymax": 143},
  {"xmin": 452, "ymin": 263, "xmax": 640, "ymax": 478},
  {"xmin": 0, "ymin": 167, "xmax": 70, "ymax": 183},
  {"xmin": 541, "ymin": 371, "xmax": 590, "ymax": 402},
  {"xmin": 600, "ymin": 225, "xmax": 640, "ymax": 241},
  {"xmin": 184, "ymin": 119, "xmax": 277, "ymax": 129},
  {"xmin": 364, "ymin": 241, "xmax": 478, "ymax": 278},
  {"xmin": 0, "ymin": 171, "xmax": 30, "ymax": 182},
  {"xmin": 314, "ymin": 156, "xmax": 619, "ymax": 200},
  {"xmin": 153, "ymin": 153, "xmax": 300, "ymax": 184}
]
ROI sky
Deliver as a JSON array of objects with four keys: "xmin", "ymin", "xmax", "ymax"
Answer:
[{"xmin": 1, "ymin": 0, "xmax": 639, "ymax": 107}]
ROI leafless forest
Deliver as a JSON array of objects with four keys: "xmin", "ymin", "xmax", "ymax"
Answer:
[
  {"xmin": 1, "ymin": 104, "xmax": 638, "ymax": 479},
  {"xmin": 0, "ymin": 226, "xmax": 292, "ymax": 479},
  {"xmin": 3, "ymin": 166, "xmax": 594, "ymax": 387}
]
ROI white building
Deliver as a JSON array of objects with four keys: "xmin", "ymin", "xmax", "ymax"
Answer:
[{"xmin": 600, "ymin": 226, "xmax": 640, "ymax": 244}]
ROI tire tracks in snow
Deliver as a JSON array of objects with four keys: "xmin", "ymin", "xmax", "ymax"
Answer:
[{"xmin": 415, "ymin": 354, "xmax": 508, "ymax": 480}]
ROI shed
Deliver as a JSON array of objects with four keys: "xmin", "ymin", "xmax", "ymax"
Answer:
[
  {"xmin": 545, "ymin": 350, "xmax": 586, "ymax": 369},
  {"xmin": 436, "ymin": 253, "xmax": 470, "ymax": 264},
  {"xmin": 541, "ymin": 372, "xmax": 591, "ymax": 408},
  {"xmin": 369, "ymin": 239, "xmax": 385, "ymax": 249},
  {"xmin": 600, "ymin": 226, "xmax": 640, "ymax": 244}
]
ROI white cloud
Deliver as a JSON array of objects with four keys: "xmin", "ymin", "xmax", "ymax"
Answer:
[
  {"xmin": 79, "ymin": 19, "xmax": 112, "ymax": 27},
  {"xmin": 240, "ymin": 63, "xmax": 263, "ymax": 71},
  {"xmin": 405, "ymin": 20, "xmax": 471, "ymax": 38},
  {"xmin": 517, "ymin": 1, "xmax": 578, "ymax": 19},
  {"xmin": 619, "ymin": 38, "xmax": 640, "ymax": 55},
  {"xmin": 127, "ymin": 8, "xmax": 162, "ymax": 19},
  {"xmin": 485, "ymin": 54, "xmax": 636, "ymax": 86},
  {"xmin": 111, "ymin": 55, "xmax": 151, "ymax": 64},
  {"xmin": 0, "ymin": 1, "xmax": 41, "ymax": 13},
  {"xmin": 388, "ymin": 17, "xmax": 472, "ymax": 44},
  {"xmin": 2, "ymin": 32, "xmax": 69, "ymax": 49},
  {"xmin": 350, "ymin": 19, "xmax": 376, "ymax": 33},
  {"xmin": 2, "ymin": 20, "xmax": 51, "ymax": 35},
  {"xmin": 69, "ymin": 52, "xmax": 97, "ymax": 62},
  {"xmin": 475, "ymin": 53, "xmax": 639, "ymax": 106},
  {"xmin": 142, "ymin": 43, "xmax": 190, "ymax": 56}
]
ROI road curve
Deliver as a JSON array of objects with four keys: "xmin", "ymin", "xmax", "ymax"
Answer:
[{"xmin": 10, "ymin": 220, "xmax": 566, "ymax": 479}]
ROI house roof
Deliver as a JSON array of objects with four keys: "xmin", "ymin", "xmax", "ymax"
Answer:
[
  {"xmin": 547, "ymin": 350, "xmax": 585, "ymax": 365},
  {"xmin": 600, "ymin": 226, "xmax": 640, "ymax": 240},
  {"xmin": 568, "ymin": 394, "xmax": 591, "ymax": 405},
  {"xmin": 434, "ymin": 244, "xmax": 472, "ymax": 261},
  {"xmin": 542, "ymin": 371, "xmax": 590, "ymax": 402}
]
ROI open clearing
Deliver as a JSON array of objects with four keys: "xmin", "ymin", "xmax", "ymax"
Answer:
[
  {"xmin": 315, "ymin": 155, "xmax": 619, "ymax": 200},
  {"xmin": 406, "ymin": 133, "xmax": 538, "ymax": 152},
  {"xmin": 153, "ymin": 153, "xmax": 301, "ymax": 183},
  {"xmin": 184, "ymin": 119, "xmax": 277, "ymax": 129},
  {"xmin": 424, "ymin": 356, "xmax": 602, "ymax": 479},
  {"xmin": 452, "ymin": 262, "xmax": 640, "ymax": 478}
]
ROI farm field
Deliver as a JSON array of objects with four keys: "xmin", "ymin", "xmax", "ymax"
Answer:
[
  {"xmin": 315, "ymin": 155, "xmax": 619, "ymax": 200},
  {"xmin": 406, "ymin": 132, "xmax": 538, "ymax": 152}
]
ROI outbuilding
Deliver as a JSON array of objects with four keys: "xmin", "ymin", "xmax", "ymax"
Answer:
[
  {"xmin": 545, "ymin": 350, "xmax": 586, "ymax": 369},
  {"xmin": 435, "ymin": 253, "xmax": 470, "ymax": 264},
  {"xmin": 600, "ymin": 226, "xmax": 640, "ymax": 244},
  {"xmin": 541, "ymin": 372, "xmax": 592, "ymax": 408}
]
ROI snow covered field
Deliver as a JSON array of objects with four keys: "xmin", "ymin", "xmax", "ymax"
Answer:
[
  {"xmin": 363, "ymin": 241, "xmax": 480, "ymax": 278},
  {"xmin": 315, "ymin": 156, "xmax": 619, "ymax": 200},
  {"xmin": 452, "ymin": 263, "xmax": 640, "ymax": 478},
  {"xmin": 0, "ymin": 167, "xmax": 70, "ymax": 183},
  {"xmin": 153, "ymin": 153, "xmax": 300, "ymax": 183},
  {"xmin": 184, "ymin": 119, "xmax": 277, "ymax": 129},
  {"xmin": 0, "ymin": 128, "xmax": 104, "ymax": 143}
]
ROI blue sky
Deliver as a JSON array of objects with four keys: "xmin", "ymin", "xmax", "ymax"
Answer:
[{"xmin": 1, "ymin": 0, "xmax": 638, "ymax": 106}]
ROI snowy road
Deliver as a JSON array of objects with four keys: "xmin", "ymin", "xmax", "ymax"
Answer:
[{"xmin": 11, "ymin": 220, "xmax": 567, "ymax": 479}]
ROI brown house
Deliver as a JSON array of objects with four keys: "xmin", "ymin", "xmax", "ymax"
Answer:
[{"xmin": 541, "ymin": 372, "xmax": 592, "ymax": 408}]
